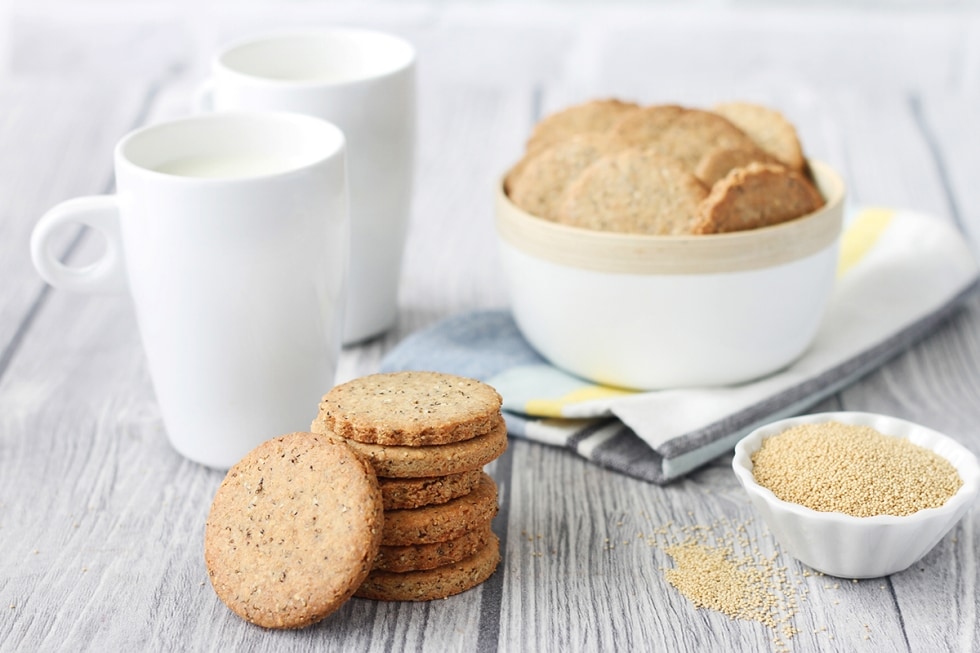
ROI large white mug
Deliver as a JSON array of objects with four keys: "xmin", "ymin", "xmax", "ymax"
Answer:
[
  {"xmin": 199, "ymin": 29, "xmax": 416, "ymax": 344},
  {"xmin": 30, "ymin": 112, "xmax": 349, "ymax": 468}
]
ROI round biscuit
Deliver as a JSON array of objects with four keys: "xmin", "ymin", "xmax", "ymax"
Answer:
[
  {"xmin": 355, "ymin": 533, "xmax": 502, "ymax": 601},
  {"xmin": 648, "ymin": 109, "xmax": 757, "ymax": 171},
  {"xmin": 312, "ymin": 371, "xmax": 503, "ymax": 446},
  {"xmin": 557, "ymin": 149, "xmax": 707, "ymax": 235},
  {"xmin": 713, "ymin": 102, "xmax": 806, "ymax": 171},
  {"xmin": 204, "ymin": 432, "xmax": 383, "ymax": 629},
  {"xmin": 379, "ymin": 469, "xmax": 484, "ymax": 510},
  {"xmin": 503, "ymin": 156, "xmax": 532, "ymax": 197},
  {"xmin": 526, "ymin": 98, "xmax": 639, "ymax": 154},
  {"xmin": 609, "ymin": 103, "xmax": 685, "ymax": 148},
  {"xmin": 341, "ymin": 418, "xmax": 508, "ymax": 478},
  {"xmin": 694, "ymin": 145, "xmax": 780, "ymax": 188},
  {"xmin": 374, "ymin": 525, "xmax": 493, "ymax": 572},
  {"xmin": 381, "ymin": 472, "xmax": 498, "ymax": 546},
  {"xmin": 508, "ymin": 133, "xmax": 627, "ymax": 221},
  {"xmin": 693, "ymin": 162, "xmax": 826, "ymax": 234}
]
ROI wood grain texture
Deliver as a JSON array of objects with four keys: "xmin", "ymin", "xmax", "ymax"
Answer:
[
  {"xmin": 0, "ymin": 81, "xmax": 146, "ymax": 368},
  {"xmin": 1, "ymin": 6, "xmax": 979, "ymax": 652}
]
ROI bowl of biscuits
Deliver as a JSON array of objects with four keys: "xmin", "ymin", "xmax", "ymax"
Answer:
[{"xmin": 496, "ymin": 100, "xmax": 845, "ymax": 390}]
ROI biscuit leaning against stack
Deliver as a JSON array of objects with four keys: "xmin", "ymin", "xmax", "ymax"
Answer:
[
  {"xmin": 311, "ymin": 371, "xmax": 507, "ymax": 601},
  {"xmin": 204, "ymin": 432, "xmax": 385, "ymax": 629}
]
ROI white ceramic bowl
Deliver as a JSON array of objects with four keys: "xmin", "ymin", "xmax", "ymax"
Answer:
[
  {"xmin": 732, "ymin": 411, "xmax": 980, "ymax": 578},
  {"xmin": 495, "ymin": 160, "xmax": 846, "ymax": 390}
]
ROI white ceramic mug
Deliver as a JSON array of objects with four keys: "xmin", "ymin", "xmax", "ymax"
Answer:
[
  {"xmin": 31, "ymin": 112, "xmax": 349, "ymax": 468},
  {"xmin": 199, "ymin": 29, "xmax": 416, "ymax": 344}
]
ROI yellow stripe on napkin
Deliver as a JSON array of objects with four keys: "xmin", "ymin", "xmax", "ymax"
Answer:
[
  {"xmin": 527, "ymin": 385, "xmax": 635, "ymax": 418},
  {"xmin": 837, "ymin": 208, "xmax": 895, "ymax": 277}
]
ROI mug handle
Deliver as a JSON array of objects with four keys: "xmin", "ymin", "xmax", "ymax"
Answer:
[
  {"xmin": 30, "ymin": 196, "xmax": 128, "ymax": 293},
  {"xmin": 194, "ymin": 79, "xmax": 214, "ymax": 113}
]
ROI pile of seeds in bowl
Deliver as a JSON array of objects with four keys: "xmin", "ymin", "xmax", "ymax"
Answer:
[{"xmin": 750, "ymin": 421, "xmax": 963, "ymax": 517}]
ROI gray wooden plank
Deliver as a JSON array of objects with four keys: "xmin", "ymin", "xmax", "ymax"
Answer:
[
  {"xmin": 916, "ymin": 94, "xmax": 980, "ymax": 248},
  {"xmin": 0, "ymin": 80, "xmax": 148, "ymax": 372},
  {"xmin": 7, "ymin": 7, "xmax": 191, "ymax": 80}
]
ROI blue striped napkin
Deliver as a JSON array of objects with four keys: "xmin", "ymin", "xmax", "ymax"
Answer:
[{"xmin": 382, "ymin": 209, "xmax": 979, "ymax": 483}]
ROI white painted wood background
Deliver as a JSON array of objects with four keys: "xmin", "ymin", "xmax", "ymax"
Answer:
[{"xmin": 1, "ymin": 4, "xmax": 979, "ymax": 651}]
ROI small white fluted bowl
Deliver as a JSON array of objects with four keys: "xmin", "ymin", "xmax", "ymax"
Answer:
[{"xmin": 732, "ymin": 411, "xmax": 980, "ymax": 578}]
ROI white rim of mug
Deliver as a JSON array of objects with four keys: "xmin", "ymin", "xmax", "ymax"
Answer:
[
  {"xmin": 496, "ymin": 160, "xmax": 846, "ymax": 275},
  {"xmin": 114, "ymin": 111, "xmax": 346, "ymax": 184},
  {"xmin": 731, "ymin": 411, "xmax": 980, "ymax": 526},
  {"xmin": 212, "ymin": 28, "xmax": 416, "ymax": 88}
]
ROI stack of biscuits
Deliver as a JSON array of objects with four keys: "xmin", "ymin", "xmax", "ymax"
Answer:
[
  {"xmin": 203, "ymin": 371, "xmax": 507, "ymax": 629},
  {"xmin": 311, "ymin": 371, "xmax": 507, "ymax": 602}
]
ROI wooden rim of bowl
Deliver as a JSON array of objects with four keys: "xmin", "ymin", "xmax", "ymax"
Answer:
[{"xmin": 495, "ymin": 160, "xmax": 846, "ymax": 275}]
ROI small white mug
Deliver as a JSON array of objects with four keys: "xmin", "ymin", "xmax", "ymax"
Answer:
[
  {"xmin": 31, "ymin": 112, "xmax": 349, "ymax": 468},
  {"xmin": 199, "ymin": 29, "xmax": 416, "ymax": 344}
]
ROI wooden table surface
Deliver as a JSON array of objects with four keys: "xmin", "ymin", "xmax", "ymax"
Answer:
[{"xmin": 2, "ymin": 5, "xmax": 979, "ymax": 652}]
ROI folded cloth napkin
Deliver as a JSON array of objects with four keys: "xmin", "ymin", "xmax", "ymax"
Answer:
[{"xmin": 382, "ymin": 208, "xmax": 979, "ymax": 483}]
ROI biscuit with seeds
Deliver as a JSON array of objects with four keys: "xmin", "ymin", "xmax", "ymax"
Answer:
[
  {"xmin": 694, "ymin": 145, "xmax": 781, "ymax": 187},
  {"xmin": 526, "ymin": 99, "xmax": 639, "ymax": 154},
  {"xmin": 503, "ymin": 156, "xmax": 531, "ymax": 197},
  {"xmin": 312, "ymin": 371, "xmax": 502, "ymax": 446},
  {"xmin": 340, "ymin": 418, "xmax": 508, "ymax": 478},
  {"xmin": 693, "ymin": 162, "xmax": 825, "ymax": 234},
  {"xmin": 713, "ymin": 102, "xmax": 805, "ymax": 171},
  {"xmin": 379, "ymin": 469, "xmax": 484, "ymax": 510},
  {"xmin": 374, "ymin": 525, "xmax": 493, "ymax": 572},
  {"xmin": 507, "ymin": 133, "xmax": 627, "ymax": 220},
  {"xmin": 649, "ymin": 109, "xmax": 757, "ymax": 171},
  {"xmin": 381, "ymin": 472, "xmax": 498, "ymax": 546},
  {"xmin": 557, "ymin": 149, "xmax": 707, "ymax": 235},
  {"xmin": 356, "ymin": 533, "xmax": 501, "ymax": 601},
  {"xmin": 610, "ymin": 104, "xmax": 685, "ymax": 148},
  {"xmin": 204, "ymin": 432, "xmax": 383, "ymax": 629}
]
